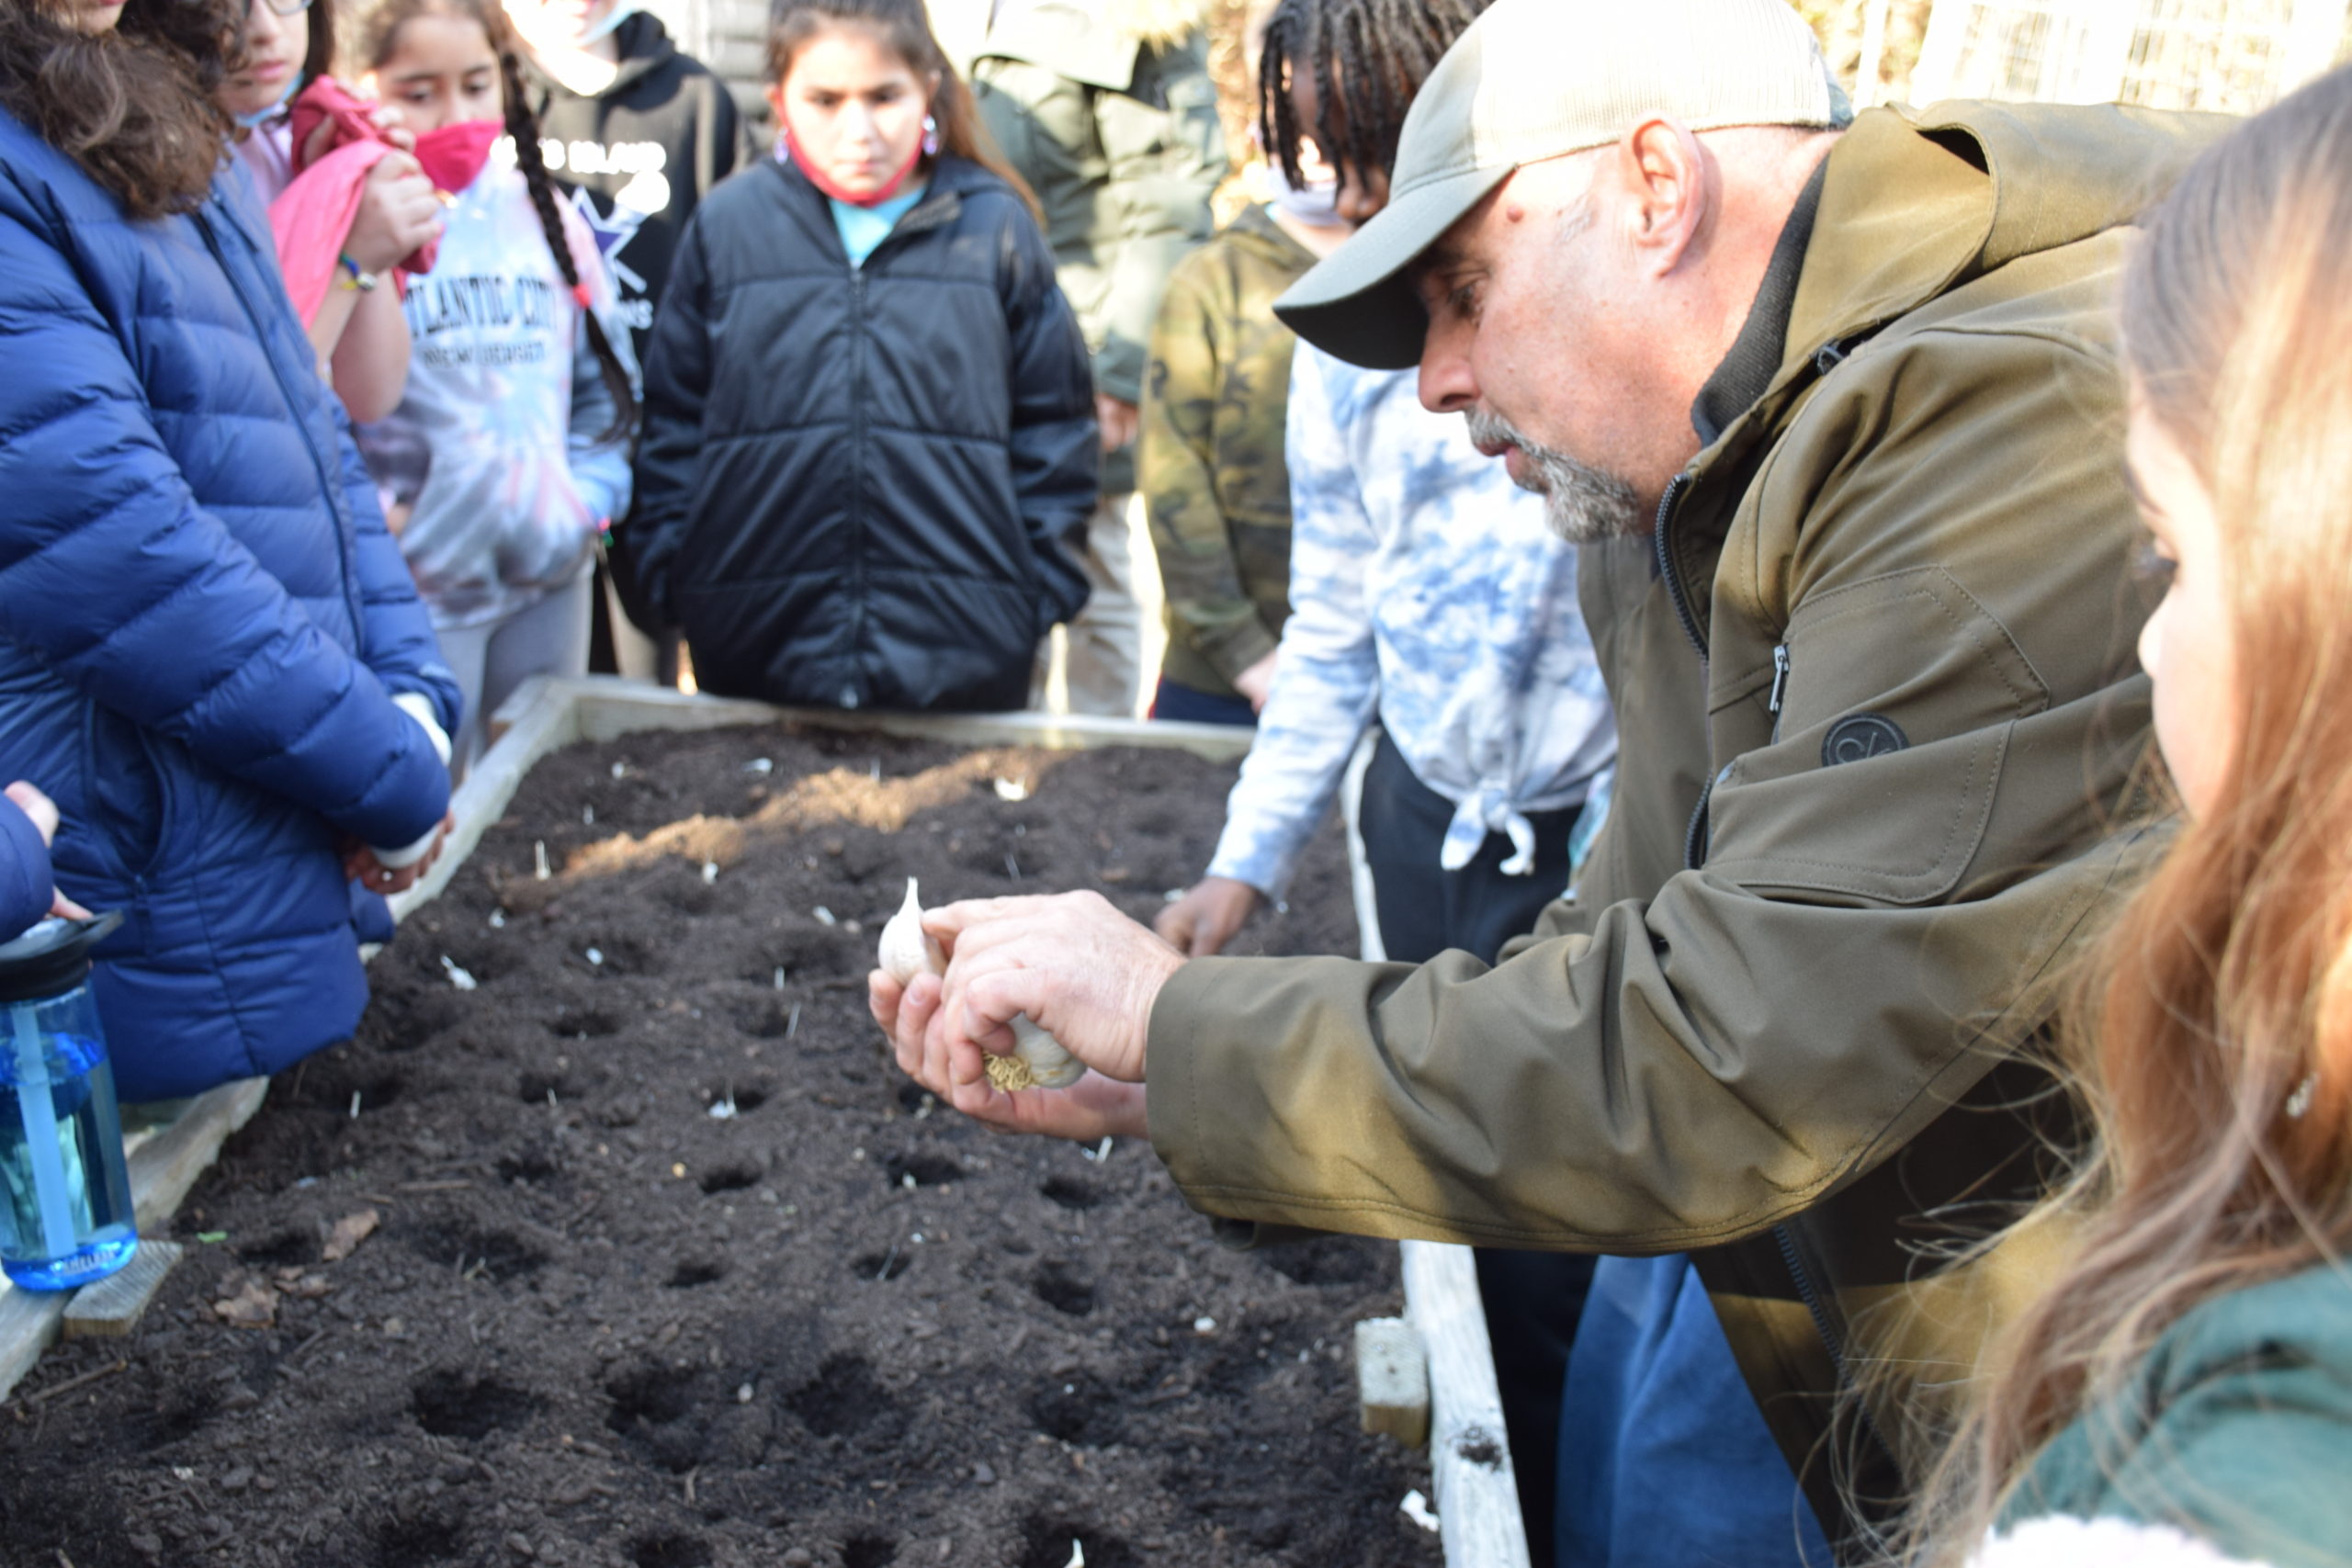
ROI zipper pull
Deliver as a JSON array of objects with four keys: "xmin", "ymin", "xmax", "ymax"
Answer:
[{"xmin": 1769, "ymin": 639, "xmax": 1787, "ymax": 738}]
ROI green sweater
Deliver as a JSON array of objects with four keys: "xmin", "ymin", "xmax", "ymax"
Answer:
[{"xmin": 2002, "ymin": 1264, "xmax": 2352, "ymax": 1566}]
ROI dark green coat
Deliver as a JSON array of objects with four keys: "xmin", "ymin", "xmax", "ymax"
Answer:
[
  {"xmin": 1138, "ymin": 205, "xmax": 1317, "ymax": 698},
  {"xmin": 937, "ymin": 0, "xmax": 1227, "ymax": 492},
  {"xmin": 1144, "ymin": 101, "xmax": 2228, "ymax": 1551}
]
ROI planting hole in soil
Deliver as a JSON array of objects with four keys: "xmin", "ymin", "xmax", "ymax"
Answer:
[{"xmin": 0, "ymin": 725, "xmax": 1438, "ymax": 1566}]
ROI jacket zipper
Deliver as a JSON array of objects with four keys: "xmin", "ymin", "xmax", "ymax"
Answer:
[
  {"xmin": 1654, "ymin": 472, "xmax": 1703, "ymax": 660},
  {"xmin": 1767, "ymin": 643, "xmax": 1791, "ymax": 743},
  {"xmin": 194, "ymin": 202, "xmax": 364, "ymax": 631},
  {"xmin": 844, "ymin": 265, "xmax": 868, "ymax": 709},
  {"xmin": 1773, "ymin": 1222, "xmax": 1849, "ymax": 1372}
]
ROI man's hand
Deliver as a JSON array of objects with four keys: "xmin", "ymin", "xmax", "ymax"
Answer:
[
  {"xmin": 1095, "ymin": 395, "xmax": 1139, "ymax": 455},
  {"xmin": 872, "ymin": 968, "xmax": 1150, "ymax": 1140},
  {"xmin": 5, "ymin": 781, "xmax": 89, "ymax": 919},
  {"xmin": 342, "ymin": 812, "xmax": 455, "ymax": 897},
  {"xmin": 1153, "ymin": 875, "xmax": 1264, "ymax": 957},
  {"xmin": 343, "ymin": 152, "xmax": 443, "ymax": 275},
  {"xmin": 871, "ymin": 891, "xmax": 1181, "ymax": 1135},
  {"xmin": 1231, "ymin": 649, "xmax": 1279, "ymax": 714}
]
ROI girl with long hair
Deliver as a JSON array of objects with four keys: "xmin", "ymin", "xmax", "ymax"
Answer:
[
  {"xmin": 625, "ymin": 0, "xmax": 1096, "ymax": 713},
  {"xmin": 1913, "ymin": 63, "xmax": 2352, "ymax": 1568},
  {"xmin": 0, "ymin": 0, "xmax": 458, "ymax": 1101},
  {"xmin": 220, "ymin": 0, "xmax": 441, "ymax": 420},
  {"xmin": 343, "ymin": 0, "xmax": 639, "ymax": 772}
]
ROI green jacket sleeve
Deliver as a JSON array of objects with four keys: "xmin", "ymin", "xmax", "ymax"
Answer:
[
  {"xmin": 1146, "ymin": 304, "xmax": 2161, "ymax": 1251},
  {"xmin": 1088, "ymin": 35, "xmax": 1226, "ymax": 405},
  {"xmin": 1139, "ymin": 255, "xmax": 1280, "ymax": 684}
]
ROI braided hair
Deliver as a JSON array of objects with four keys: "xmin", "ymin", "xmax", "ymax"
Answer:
[
  {"xmin": 348, "ymin": 0, "xmax": 637, "ymax": 441},
  {"xmin": 499, "ymin": 45, "xmax": 635, "ymax": 441},
  {"xmin": 1257, "ymin": 0, "xmax": 1488, "ymax": 192}
]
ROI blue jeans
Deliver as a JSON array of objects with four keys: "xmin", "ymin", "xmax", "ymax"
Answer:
[{"xmin": 1556, "ymin": 1254, "xmax": 1832, "ymax": 1567}]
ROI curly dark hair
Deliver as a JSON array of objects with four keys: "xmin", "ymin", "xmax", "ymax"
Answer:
[
  {"xmin": 1257, "ymin": 0, "xmax": 1487, "ymax": 192},
  {"xmin": 0, "ymin": 0, "xmax": 240, "ymax": 219}
]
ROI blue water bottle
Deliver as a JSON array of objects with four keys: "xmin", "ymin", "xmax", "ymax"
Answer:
[{"xmin": 0, "ymin": 912, "xmax": 136, "ymax": 1292}]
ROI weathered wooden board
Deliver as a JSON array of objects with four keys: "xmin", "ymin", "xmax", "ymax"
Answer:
[{"xmin": 62, "ymin": 1240, "xmax": 184, "ymax": 1339}]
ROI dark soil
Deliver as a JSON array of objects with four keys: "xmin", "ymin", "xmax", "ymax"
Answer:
[{"xmin": 0, "ymin": 724, "xmax": 1437, "ymax": 1568}]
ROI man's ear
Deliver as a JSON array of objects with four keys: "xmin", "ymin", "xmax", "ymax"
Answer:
[
  {"xmin": 764, "ymin": 79, "xmax": 789, "ymax": 130},
  {"xmin": 1614, "ymin": 118, "xmax": 1711, "ymax": 277}
]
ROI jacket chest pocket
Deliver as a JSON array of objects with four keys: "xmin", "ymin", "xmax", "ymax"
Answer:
[{"xmin": 1702, "ymin": 567, "xmax": 2050, "ymax": 906}]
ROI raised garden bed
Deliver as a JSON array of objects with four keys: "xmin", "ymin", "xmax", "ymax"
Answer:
[{"xmin": 0, "ymin": 700, "xmax": 1442, "ymax": 1568}]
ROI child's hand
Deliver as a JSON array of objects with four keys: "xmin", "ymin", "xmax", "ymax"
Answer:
[
  {"xmin": 1094, "ymin": 394, "xmax": 1138, "ymax": 454},
  {"xmin": 344, "ymin": 152, "xmax": 444, "ymax": 275},
  {"xmin": 5, "ymin": 782, "xmax": 92, "ymax": 919}
]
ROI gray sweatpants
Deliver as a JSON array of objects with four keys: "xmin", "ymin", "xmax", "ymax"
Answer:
[{"xmin": 436, "ymin": 569, "xmax": 594, "ymax": 778}]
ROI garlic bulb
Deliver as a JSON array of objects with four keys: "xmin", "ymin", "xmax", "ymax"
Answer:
[
  {"xmin": 876, "ymin": 878, "xmax": 1084, "ymax": 1090},
  {"xmin": 876, "ymin": 878, "xmax": 945, "ymax": 984}
]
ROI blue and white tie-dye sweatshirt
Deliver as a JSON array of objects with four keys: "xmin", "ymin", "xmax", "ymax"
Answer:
[{"xmin": 1204, "ymin": 343, "xmax": 1617, "ymax": 900}]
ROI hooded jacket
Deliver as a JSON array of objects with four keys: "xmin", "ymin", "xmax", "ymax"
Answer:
[
  {"xmin": 1145, "ymin": 102, "xmax": 2226, "ymax": 1552},
  {"xmin": 0, "ymin": 109, "xmax": 458, "ymax": 1100},
  {"xmin": 935, "ymin": 0, "xmax": 1227, "ymax": 492},
  {"xmin": 514, "ymin": 11, "xmax": 755, "ymax": 370},
  {"xmin": 630, "ymin": 154, "xmax": 1098, "ymax": 712}
]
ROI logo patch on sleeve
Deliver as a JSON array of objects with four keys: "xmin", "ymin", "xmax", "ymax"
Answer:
[{"xmin": 1822, "ymin": 714, "xmax": 1908, "ymax": 766}]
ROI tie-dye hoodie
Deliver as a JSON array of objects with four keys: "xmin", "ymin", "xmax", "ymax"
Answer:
[
  {"xmin": 356, "ymin": 152, "xmax": 635, "ymax": 631},
  {"xmin": 1205, "ymin": 343, "xmax": 1616, "ymax": 900}
]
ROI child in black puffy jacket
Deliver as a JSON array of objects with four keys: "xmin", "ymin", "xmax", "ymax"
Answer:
[{"xmin": 628, "ymin": 0, "xmax": 1097, "ymax": 713}]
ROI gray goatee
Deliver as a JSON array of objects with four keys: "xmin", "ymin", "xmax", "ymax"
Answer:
[{"xmin": 1464, "ymin": 410, "xmax": 1642, "ymax": 544}]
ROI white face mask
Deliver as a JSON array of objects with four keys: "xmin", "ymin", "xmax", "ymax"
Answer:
[{"xmin": 1264, "ymin": 157, "xmax": 1343, "ymax": 228}]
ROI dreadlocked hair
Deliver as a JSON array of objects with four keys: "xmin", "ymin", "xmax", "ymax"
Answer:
[
  {"xmin": 0, "ymin": 0, "xmax": 238, "ymax": 219},
  {"xmin": 1257, "ymin": 0, "xmax": 1487, "ymax": 191},
  {"xmin": 347, "ymin": 0, "xmax": 637, "ymax": 442},
  {"xmin": 767, "ymin": 0, "xmax": 1042, "ymax": 222}
]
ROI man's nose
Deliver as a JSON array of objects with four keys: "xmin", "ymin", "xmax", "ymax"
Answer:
[{"xmin": 1418, "ymin": 310, "xmax": 1478, "ymax": 414}]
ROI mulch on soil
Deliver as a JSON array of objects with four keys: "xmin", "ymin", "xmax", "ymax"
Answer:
[{"xmin": 0, "ymin": 723, "xmax": 1441, "ymax": 1568}]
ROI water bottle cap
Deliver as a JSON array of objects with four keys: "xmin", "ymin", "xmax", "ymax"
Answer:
[{"xmin": 0, "ymin": 911, "xmax": 122, "ymax": 1003}]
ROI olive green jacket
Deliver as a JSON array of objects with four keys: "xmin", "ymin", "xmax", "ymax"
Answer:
[
  {"xmin": 940, "ymin": 0, "xmax": 1228, "ymax": 493},
  {"xmin": 1148, "ymin": 101, "xmax": 2226, "ymax": 1549},
  {"xmin": 1139, "ymin": 205, "xmax": 1317, "ymax": 698},
  {"xmin": 2001, "ymin": 1264, "xmax": 2352, "ymax": 1567}
]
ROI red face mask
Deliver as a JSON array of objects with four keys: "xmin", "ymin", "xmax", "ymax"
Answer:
[{"xmin": 413, "ymin": 118, "xmax": 503, "ymax": 197}]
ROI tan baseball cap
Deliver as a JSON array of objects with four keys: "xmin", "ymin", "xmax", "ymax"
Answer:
[{"xmin": 1272, "ymin": 0, "xmax": 1850, "ymax": 369}]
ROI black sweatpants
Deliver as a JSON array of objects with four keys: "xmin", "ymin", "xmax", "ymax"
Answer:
[{"xmin": 1357, "ymin": 729, "xmax": 1592, "ymax": 1568}]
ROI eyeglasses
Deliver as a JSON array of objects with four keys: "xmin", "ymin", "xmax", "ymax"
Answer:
[{"xmin": 251, "ymin": 0, "xmax": 314, "ymax": 16}]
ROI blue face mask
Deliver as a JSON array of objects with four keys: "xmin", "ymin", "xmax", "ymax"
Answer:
[
  {"xmin": 232, "ymin": 72, "xmax": 300, "ymax": 130},
  {"xmin": 569, "ymin": 0, "xmax": 638, "ymax": 45},
  {"xmin": 1264, "ymin": 158, "xmax": 1344, "ymax": 229}
]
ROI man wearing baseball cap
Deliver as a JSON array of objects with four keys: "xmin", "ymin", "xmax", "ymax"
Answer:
[{"xmin": 876, "ymin": 0, "xmax": 2226, "ymax": 1555}]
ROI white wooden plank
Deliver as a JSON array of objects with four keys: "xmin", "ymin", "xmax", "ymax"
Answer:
[
  {"xmin": 1356, "ymin": 1315, "xmax": 1431, "ymax": 1447},
  {"xmin": 1403, "ymin": 1239, "xmax": 1534, "ymax": 1568}
]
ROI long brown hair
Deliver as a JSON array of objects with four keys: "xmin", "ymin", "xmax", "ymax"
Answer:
[
  {"xmin": 1906, "ymin": 62, "xmax": 2352, "ymax": 1561},
  {"xmin": 345, "ymin": 0, "xmax": 637, "ymax": 440},
  {"xmin": 0, "ymin": 0, "xmax": 237, "ymax": 219},
  {"xmin": 764, "ymin": 0, "xmax": 1040, "ymax": 220}
]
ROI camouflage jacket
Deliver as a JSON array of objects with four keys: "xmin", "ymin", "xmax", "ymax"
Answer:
[
  {"xmin": 934, "ymin": 0, "xmax": 1227, "ymax": 492},
  {"xmin": 1139, "ymin": 205, "xmax": 1317, "ymax": 698}
]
